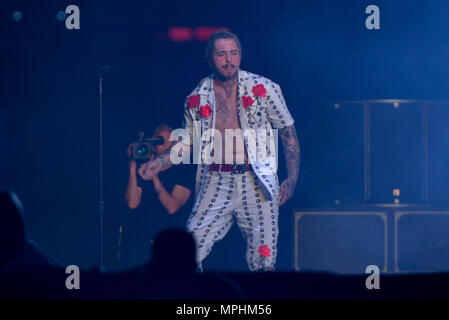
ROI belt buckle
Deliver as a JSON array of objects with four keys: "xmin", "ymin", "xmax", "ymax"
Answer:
[{"xmin": 232, "ymin": 164, "xmax": 246, "ymax": 174}]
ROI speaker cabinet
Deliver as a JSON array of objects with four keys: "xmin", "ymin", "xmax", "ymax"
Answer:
[
  {"xmin": 294, "ymin": 210, "xmax": 387, "ymax": 273},
  {"xmin": 395, "ymin": 210, "xmax": 449, "ymax": 272},
  {"xmin": 368, "ymin": 102, "xmax": 424, "ymax": 203}
]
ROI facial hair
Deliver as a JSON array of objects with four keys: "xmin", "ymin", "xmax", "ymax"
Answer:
[{"xmin": 213, "ymin": 62, "xmax": 238, "ymax": 82}]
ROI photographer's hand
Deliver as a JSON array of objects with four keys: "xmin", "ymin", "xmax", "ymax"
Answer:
[
  {"xmin": 125, "ymin": 144, "xmax": 142, "ymax": 209},
  {"xmin": 138, "ymin": 158, "xmax": 162, "ymax": 181},
  {"xmin": 139, "ymin": 141, "xmax": 176, "ymax": 181},
  {"xmin": 127, "ymin": 144, "xmax": 137, "ymax": 171}
]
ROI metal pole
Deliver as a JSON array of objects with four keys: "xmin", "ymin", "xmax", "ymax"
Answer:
[
  {"xmin": 421, "ymin": 102, "xmax": 429, "ymax": 203},
  {"xmin": 363, "ymin": 101, "xmax": 371, "ymax": 202},
  {"xmin": 99, "ymin": 73, "xmax": 105, "ymax": 272}
]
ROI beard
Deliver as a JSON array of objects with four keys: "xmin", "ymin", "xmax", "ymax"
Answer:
[{"xmin": 213, "ymin": 63, "xmax": 238, "ymax": 81}]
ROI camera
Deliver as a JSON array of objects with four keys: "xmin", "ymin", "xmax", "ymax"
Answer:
[{"xmin": 130, "ymin": 131, "xmax": 164, "ymax": 160}]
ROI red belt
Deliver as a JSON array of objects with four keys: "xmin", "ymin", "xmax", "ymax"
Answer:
[{"xmin": 209, "ymin": 164, "xmax": 252, "ymax": 174}]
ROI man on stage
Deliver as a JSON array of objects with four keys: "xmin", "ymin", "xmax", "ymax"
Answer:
[{"xmin": 139, "ymin": 30, "xmax": 300, "ymax": 271}]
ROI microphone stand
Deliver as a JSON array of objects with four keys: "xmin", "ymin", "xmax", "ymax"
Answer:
[
  {"xmin": 76, "ymin": 64, "xmax": 112, "ymax": 273},
  {"xmin": 98, "ymin": 70, "xmax": 105, "ymax": 273}
]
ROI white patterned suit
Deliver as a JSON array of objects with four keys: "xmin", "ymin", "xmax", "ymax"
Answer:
[{"xmin": 181, "ymin": 69, "xmax": 294, "ymax": 271}]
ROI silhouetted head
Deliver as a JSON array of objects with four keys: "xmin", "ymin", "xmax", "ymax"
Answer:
[
  {"xmin": 0, "ymin": 191, "xmax": 25, "ymax": 268},
  {"xmin": 150, "ymin": 228, "xmax": 197, "ymax": 274}
]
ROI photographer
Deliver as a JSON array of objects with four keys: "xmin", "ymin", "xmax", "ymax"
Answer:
[{"xmin": 121, "ymin": 124, "xmax": 195, "ymax": 269}]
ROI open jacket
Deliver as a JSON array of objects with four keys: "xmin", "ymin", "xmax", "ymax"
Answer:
[{"xmin": 181, "ymin": 69, "xmax": 294, "ymax": 212}]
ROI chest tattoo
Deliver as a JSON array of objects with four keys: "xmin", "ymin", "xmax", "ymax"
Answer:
[{"xmin": 215, "ymin": 92, "xmax": 234, "ymax": 122}]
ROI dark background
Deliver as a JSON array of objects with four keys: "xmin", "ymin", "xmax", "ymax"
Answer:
[{"xmin": 1, "ymin": 0, "xmax": 448, "ymax": 271}]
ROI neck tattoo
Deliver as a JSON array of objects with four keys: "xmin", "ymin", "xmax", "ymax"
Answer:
[{"xmin": 215, "ymin": 76, "xmax": 237, "ymax": 98}]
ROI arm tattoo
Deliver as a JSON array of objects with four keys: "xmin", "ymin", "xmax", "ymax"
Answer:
[
  {"xmin": 157, "ymin": 141, "xmax": 192, "ymax": 170},
  {"xmin": 279, "ymin": 124, "xmax": 300, "ymax": 193}
]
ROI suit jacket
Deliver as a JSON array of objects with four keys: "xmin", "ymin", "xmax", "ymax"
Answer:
[{"xmin": 179, "ymin": 69, "xmax": 294, "ymax": 211}]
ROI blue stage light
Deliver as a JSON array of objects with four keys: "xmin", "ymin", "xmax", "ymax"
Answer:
[
  {"xmin": 56, "ymin": 11, "xmax": 67, "ymax": 22},
  {"xmin": 12, "ymin": 11, "xmax": 23, "ymax": 22}
]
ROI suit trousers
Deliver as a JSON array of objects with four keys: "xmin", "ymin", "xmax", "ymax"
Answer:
[{"xmin": 186, "ymin": 169, "xmax": 279, "ymax": 271}]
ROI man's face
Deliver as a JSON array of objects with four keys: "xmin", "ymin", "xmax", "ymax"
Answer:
[
  {"xmin": 153, "ymin": 130, "xmax": 172, "ymax": 155},
  {"xmin": 211, "ymin": 38, "xmax": 241, "ymax": 80}
]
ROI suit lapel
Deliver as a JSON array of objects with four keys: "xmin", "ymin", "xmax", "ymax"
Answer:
[{"xmin": 237, "ymin": 69, "xmax": 250, "ymax": 132}]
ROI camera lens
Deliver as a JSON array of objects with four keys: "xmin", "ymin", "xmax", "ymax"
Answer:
[{"xmin": 136, "ymin": 144, "xmax": 149, "ymax": 156}]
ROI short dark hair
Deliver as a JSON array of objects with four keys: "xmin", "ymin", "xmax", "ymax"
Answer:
[
  {"xmin": 153, "ymin": 124, "xmax": 173, "ymax": 137},
  {"xmin": 205, "ymin": 29, "xmax": 242, "ymax": 66}
]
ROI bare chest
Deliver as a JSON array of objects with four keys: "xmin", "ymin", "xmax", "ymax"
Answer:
[
  {"xmin": 213, "ymin": 87, "xmax": 241, "ymax": 131},
  {"xmin": 212, "ymin": 85, "xmax": 248, "ymax": 163}
]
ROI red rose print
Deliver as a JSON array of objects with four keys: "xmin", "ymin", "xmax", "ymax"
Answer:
[
  {"xmin": 252, "ymin": 84, "xmax": 267, "ymax": 98},
  {"xmin": 242, "ymin": 95, "xmax": 255, "ymax": 109},
  {"xmin": 188, "ymin": 95, "xmax": 200, "ymax": 109},
  {"xmin": 258, "ymin": 245, "xmax": 271, "ymax": 258},
  {"xmin": 199, "ymin": 104, "xmax": 212, "ymax": 118}
]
